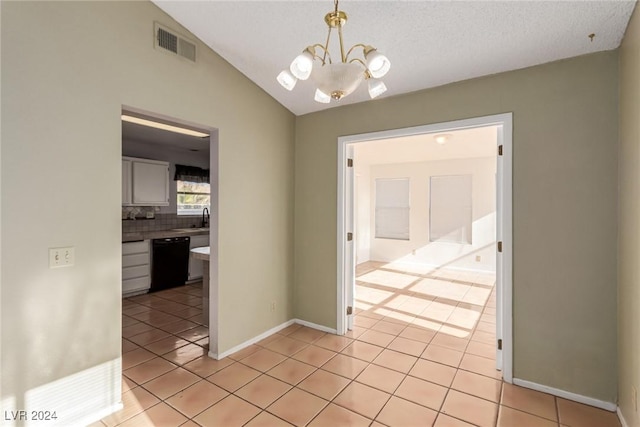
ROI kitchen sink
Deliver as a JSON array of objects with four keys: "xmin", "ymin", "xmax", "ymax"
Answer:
[{"xmin": 172, "ymin": 227, "xmax": 209, "ymax": 233}]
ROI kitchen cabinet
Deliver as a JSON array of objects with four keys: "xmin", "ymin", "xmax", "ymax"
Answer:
[
  {"xmin": 122, "ymin": 157, "xmax": 170, "ymax": 206},
  {"xmin": 123, "ymin": 240, "xmax": 151, "ymax": 296},
  {"xmin": 188, "ymin": 234, "xmax": 209, "ymax": 282},
  {"xmin": 122, "ymin": 159, "xmax": 132, "ymax": 204}
]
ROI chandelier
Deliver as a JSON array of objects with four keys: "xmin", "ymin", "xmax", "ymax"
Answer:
[{"xmin": 276, "ymin": 0, "xmax": 391, "ymax": 104}]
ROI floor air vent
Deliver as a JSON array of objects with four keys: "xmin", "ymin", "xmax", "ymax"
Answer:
[{"xmin": 155, "ymin": 23, "xmax": 196, "ymax": 62}]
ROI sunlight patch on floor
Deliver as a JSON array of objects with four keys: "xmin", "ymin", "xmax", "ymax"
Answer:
[
  {"xmin": 446, "ymin": 306, "xmax": 482, "ymax": 330},
  {"xmin": 357, "ymin": 270, "xmax": 420, "ymax": 289},
  {"xmin": 354, "ymin": 261, "xmax": 495, "ymax": 339},
  {"xmin": 380, "ymin": 310, "xmax": 416, "ymax": 324},
  {"xmin": 381, "ymin": 261, "xmax": 436, "ymax": 275},
  {"xmin": 439, "ymin": 324, "xmax": 471, "ymax": 338}
]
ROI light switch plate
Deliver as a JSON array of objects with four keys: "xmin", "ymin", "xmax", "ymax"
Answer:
[{"xmin": 49, "ymin": 247, "xmax": 75, "ymax": 268}]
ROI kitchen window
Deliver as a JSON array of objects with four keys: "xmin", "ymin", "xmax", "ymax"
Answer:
[
  {"xmin": 177, "ymin": 180, "xmax": 210, "ymax": 215},
  {"xmin": 175, "ymin": 164, "xmax": 210, "ymax": 216}
]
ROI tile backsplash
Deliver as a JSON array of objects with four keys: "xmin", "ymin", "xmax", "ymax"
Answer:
[{"xmin": 122, "ymin": 207, "xmax": 203, "ymax": 233}]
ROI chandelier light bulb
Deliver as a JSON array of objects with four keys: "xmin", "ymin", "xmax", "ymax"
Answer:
[
  {"xmin": 365, "ymin": 50, "xmax": 391, "ymax": 78},
  {"xmin": 277, "ymin": 70, "xmax": 297, "ymax": 91},
  {"xmin": 290, "ymin": 51, "xmax": 314, "ymax": 80},
  {"xmin": 314, "ymin": 88, "xmax": 331, "ymax": 104},
  {"xmin": 368, "ymin": 79, "xmax": 387, "ymax": 99}
]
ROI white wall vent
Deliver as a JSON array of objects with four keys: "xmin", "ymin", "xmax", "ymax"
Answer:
[{"xmin": 154, "ymin": 23, "xmax": 196, "ymax": 62}]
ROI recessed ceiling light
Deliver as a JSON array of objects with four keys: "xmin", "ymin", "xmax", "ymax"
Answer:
[
  {"xmin": 122, "ymin": 114, "xmax": 209, "ymax": 138},
  {"xmin": 434, "ymin": 134, "xmax": 453, "ymax": 145}
]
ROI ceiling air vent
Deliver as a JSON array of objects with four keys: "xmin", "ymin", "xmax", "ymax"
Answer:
[{"xmin": 154, "ymin": 23, "xmax": 196, "ymax": 63}]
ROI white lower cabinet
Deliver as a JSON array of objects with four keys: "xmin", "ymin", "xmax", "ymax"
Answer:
[
  {"xmin": 188, "ymin": 234, "xmax": 209, "ymax": 282},
  {"xmin": 122, "ymin": 240, "xmax": 150, "ymax": 296}
]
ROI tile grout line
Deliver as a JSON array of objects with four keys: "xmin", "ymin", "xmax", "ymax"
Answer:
[{"xmin": 117, "ymin": 265, "xmax": 519, "ymax": 427}]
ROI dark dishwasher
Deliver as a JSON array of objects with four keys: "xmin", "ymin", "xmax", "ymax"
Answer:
[{"xmin": 151, "ymin": 237, "xmax": 190, "ymax": 292}]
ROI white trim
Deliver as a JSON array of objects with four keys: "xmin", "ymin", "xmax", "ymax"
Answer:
[
  {"xmin": 617, "ymin": 407, "xmax": 630, "ymax": 427},
  {"xmin": 210, "ymin": 319, "xmax": 295, "ymax": 360},
  {"xmin": 294, "ymin": 318, "xmax": 338, "ymax": 334},
  {"xmin": 337, "ymin": 139, "xmax": 348, "ymax": 336},
  {"xmin": 360, "ymin": 259, "xmax": 496, "ymax": 275},
  {"xmin": 209, "ymin": 318, "xmax": 337, "ymax": 360},
  {"xmin": 513, "ymin": 378, "xmax": 617, "ymax": 412},
  {"xmin": 337, "ymin": 113, "xmax": 514, "ymax": 383},
  {"xmin": 499, "ymin": 115, "xmax": 513, "ymax": 383}
]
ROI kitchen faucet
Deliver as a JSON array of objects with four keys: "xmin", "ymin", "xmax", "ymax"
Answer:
[{"xmin": 202, "ymin": 207, "xmax": 210, "ymax": 228}]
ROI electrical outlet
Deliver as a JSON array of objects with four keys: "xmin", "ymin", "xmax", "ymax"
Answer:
[
  {"xmin": 633, "ymin": 386, "xmax": 638, "ymax": 412},
  {"xmin": 49, "ymin": 247, "xmax": 75, "ymax": 268},
  {"xmin": 475, "ymin": 255, "xmax": 482, "ymax": 262},
  {"xmin": 270, "ymin": 301, "xmax": 276, "ymax": 312}
]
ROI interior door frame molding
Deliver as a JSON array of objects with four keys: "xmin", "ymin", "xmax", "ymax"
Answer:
[{"xmin": 337, "ymin": 112, "xmax": 514, "ymax": 383}]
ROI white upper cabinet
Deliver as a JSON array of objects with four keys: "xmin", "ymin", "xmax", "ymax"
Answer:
[
  {"xmin": 132, "ymin": 160, "xmax": 169, "ymax": 205},
  {"xmin": 123, "ymin": 157, "xmax": 170, "ymax": 206}
]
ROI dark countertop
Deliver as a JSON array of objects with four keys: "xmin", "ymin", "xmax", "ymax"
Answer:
[{"xmin": 122, "ymin": 228, "xmax": 210, "ymax": 243}]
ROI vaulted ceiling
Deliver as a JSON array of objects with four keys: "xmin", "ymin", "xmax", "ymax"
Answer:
[{"xmin": 153, "ymin": 1, "xmax": 636, "ymax": 116}]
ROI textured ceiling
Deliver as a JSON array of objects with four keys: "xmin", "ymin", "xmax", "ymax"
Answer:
[
  {"xmin": 152, "ymin": 0, "xmax": 636, "ymax": 116},
  {"xmin": 355, "ymin": 126, "xmax": 497, "ymax": 166}
]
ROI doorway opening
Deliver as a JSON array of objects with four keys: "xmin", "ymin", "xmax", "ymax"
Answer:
[
  {"xmin": 337, "ymin": 113, "xmax": 513, "ymax": 382},
  {"xmin": 120, "ymin": 106, "xmax": 220, "ymax": 362}
]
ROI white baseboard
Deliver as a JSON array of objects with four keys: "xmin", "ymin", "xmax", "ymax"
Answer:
[
  {"xmin": 375, "ymin": 259, "xmax": 497, "ymax": 275},
  {"xmin": 293, "ymin": 318, "xmax": 337, "ymax": 334},
  {"xmin": 617, "ymin": 407, "xmax": 630, "ymax": 427},
  {"xmin": 209, "ymin": 318, "xmax": 337, "ymax": 360},
  {"xmin": 211, "ymin": 319, "xmax": 296, "ymax": 360},
  {"xmin": 513, "ymin": 378, "xmax": 616, "ymax": 412}
]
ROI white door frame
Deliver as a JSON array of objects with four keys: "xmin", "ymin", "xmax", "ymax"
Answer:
[
  {"xmin": 336, "ymin": 113, "xmax": 513, "ymax": 383},
  {"xmin": 121, "ymin": 105, "xmax": 220, "ymax": 358}
]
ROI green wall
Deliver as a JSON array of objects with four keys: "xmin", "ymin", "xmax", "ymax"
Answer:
[
  {"xmin": 618, "ymin": 3, "xmax": 640, "ymax": 425},
  {"xmin": 1, "ymin": 1, "xmax": 295, "ymax": 420},
  {"xmin": 294, "ymin": 52, "xmax": 619, "ymax": 403},
  {"xmin": 0, "ymin": 0, "xmax": 630, "ymax": 421}
]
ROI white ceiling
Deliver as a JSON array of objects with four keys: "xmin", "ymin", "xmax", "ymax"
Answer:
[
  {"xmin": 122, "ymin": 121, "xmax": 210, "ymax": 153},
  {"xmin": 354, "ymin": 126, "xmax": 497, "ymax": 166},
  {"xmin": 152, "ymin": 0, "xmax": 635, "ymax": 116}
]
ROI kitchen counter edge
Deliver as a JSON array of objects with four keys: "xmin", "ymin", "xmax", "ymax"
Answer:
[{"xmin": 122, "ymin": 229, "xmax": 210, "ymax": 243}]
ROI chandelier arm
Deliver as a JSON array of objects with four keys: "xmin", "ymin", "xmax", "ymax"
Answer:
[
  {"xmin": 321, "ymin": 25, "xmax": 333, "ymax": 65},
  {"xmin": 348, "ymin": 58, "xmax": 367, "ymax": 69},
  {"xmin": 311, "ymin": 44, "xmax": 332, "ymax": 65},
  {"xmin": 344, "ymin": 43, "xmax": 368, "ymax": 62},
  {"xmin": 278, "ymin": 0, "xmax": 389, "ymax": 103}
]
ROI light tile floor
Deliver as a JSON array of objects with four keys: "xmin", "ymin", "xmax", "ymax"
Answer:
[{"xmin": 94, "ymin": 262, "xmax": 622, "ymax": 426}]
